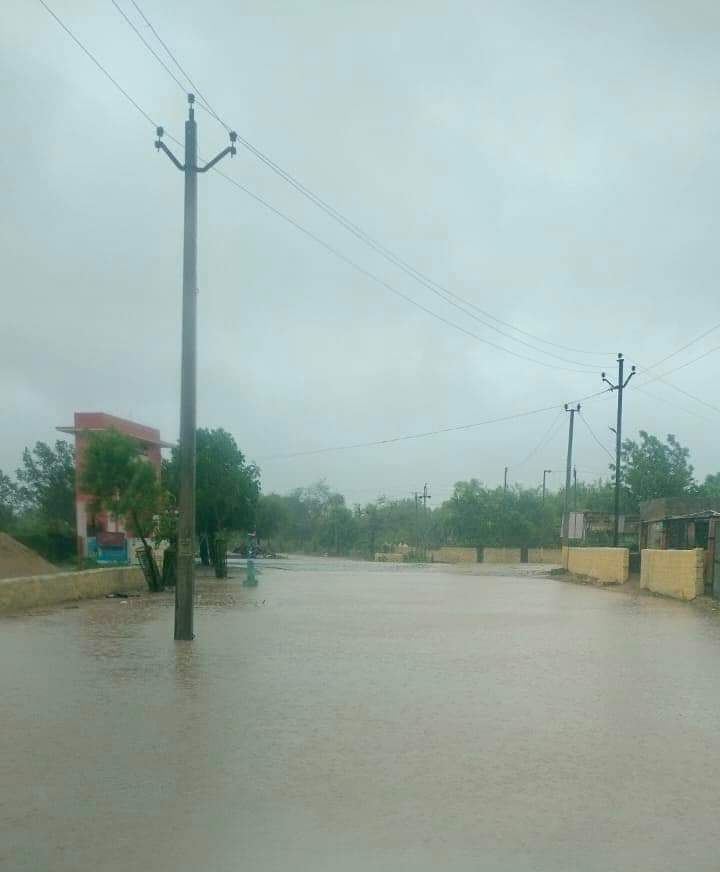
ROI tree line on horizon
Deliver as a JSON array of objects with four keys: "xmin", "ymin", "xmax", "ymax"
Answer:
[{"xmin": 1, "ymin": 428, "xmax": 718, "ymax": 566}]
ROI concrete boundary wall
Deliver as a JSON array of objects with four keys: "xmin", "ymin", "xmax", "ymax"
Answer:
[
  {"xmin": 564, "ymin": 547, "xmax": 629, "ymax": 584},
  {"xmin": 429, "ymin": 547, "xmax": 478, "ymax": 564},
  {"xmin": 482, "ymin": 548, "xmax": 522, "ymax": 564},
  {"xmin": 527, "ymin": 548, "xmax": 563, "ymax": 564},
  {"xmin": 641, "ymin": 549, "xmax": 705, "ymax": 601},
  {"xmin": 0, "ymin": 566, "xmax": 145, "ymax": 613}
]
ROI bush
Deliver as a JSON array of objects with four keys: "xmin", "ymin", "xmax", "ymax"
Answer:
[{"xmin": 14, "ymin": 531, "xmax": 76, "ymax": 565}]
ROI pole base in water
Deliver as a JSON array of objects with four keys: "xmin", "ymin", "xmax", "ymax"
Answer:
[{"xmin": 243, "ymin": 560, "xmax": 258, "ymax": 587}]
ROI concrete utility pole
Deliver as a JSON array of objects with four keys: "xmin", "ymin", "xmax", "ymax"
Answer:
[
  {"xmin": 542, "ymin": 469, "xmax": 552, "ymax": 504},
  {"xmin": 602, "ymin": 353, "xmax": 636, "ymax": 548},
  {"xmin": 573, "ymin": 466, "xmax": 578, "ymax": 511},
  {"xmin": 421, "ymin": 483, "xmax": 431, "ymax": 558},
  {"xmin": 155, "ymin": 95, "xmax": 237, "ymax": 641},
  {"xmin": 414, "ymin": 492, "xmax": 420, "ymax": 555},
  {"xmin": 503, "ymin": 467, "xmax": 509, "ymax": 493},
  {"xmin": 562, "ymin": 404, "xmax": 580, "ymax": 542}
]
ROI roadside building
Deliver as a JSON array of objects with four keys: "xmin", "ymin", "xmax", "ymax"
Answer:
[
  {"xmin": 57, "ymin": 412, "xmax": 173, "ymax": 561},
  {"xmin": 564, "ymin": 510, "xmax": 639, "ymax": 546},
  {"xmin": 640, "ymin": 496, "xmax": 720, "ymax": 593}
]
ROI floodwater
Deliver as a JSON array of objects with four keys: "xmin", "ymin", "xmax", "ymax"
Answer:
[{"xmin": 3, "ymin": 557, "xmax": 720, "ymax": 871}]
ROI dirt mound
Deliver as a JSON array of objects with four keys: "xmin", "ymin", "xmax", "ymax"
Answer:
[{"xmin": 0, "ymin": 533, "xmax": 61, "ymax": 580}]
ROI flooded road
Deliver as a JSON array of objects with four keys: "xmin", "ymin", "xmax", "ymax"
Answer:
[{"xmin": 3, "ymin": 556, "xmax": 720, "ymax": 871}]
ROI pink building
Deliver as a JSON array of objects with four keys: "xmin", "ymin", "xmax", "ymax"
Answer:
[{"xmin": 57, "ymin": 412, "xmax": 173, "ymax": 558}]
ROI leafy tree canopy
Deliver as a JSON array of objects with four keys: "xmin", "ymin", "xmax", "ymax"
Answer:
[
  {"xmin": 0, "ymin": 470, "xmax": 20, "ymax": 531},
  {"xmin": 81, "ymin": 429, "xmax": 160, "ymax": 542},
  {"xmin": 164, "ymin": 428, "xmax": 260, "ymax": 541},
  {"xmin": 620, "ymin": 431, "xmax": 695, "ymax": 510},
  {"xmin": 15, "ymin": 440, "xmax": 75, "ymax": 533}
]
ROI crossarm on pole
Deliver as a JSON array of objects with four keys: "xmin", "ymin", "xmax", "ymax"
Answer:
[{"xmin": 155, "ymin": 138, "xmax": 185, "ymax": 172}]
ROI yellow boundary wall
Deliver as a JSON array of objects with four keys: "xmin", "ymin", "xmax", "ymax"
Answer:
[
  {"xmin": 0, "ymin": 566, "xmax": 145, "ymax": 612},
  {"xmin": 428, "ymin": 547, "xmax": 478, "ymax": 564},
  {"xmin": 482, "ymin": 548, "xmax": 522, "ymax": 563},
  {"xmin": 527, "ymin": 548, "xmax": 563, "ymax": 564},
  {"xmin": 564, "ymin": 547, "xmax": 629, "ymax": 584},
  {"xmin": 640, "ymin": 549, "xmax": 705, "ymax": 601}
]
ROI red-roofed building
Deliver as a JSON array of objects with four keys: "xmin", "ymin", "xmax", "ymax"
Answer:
[{"xmin": 57, "ymin": 412, "xmax": 173, "ymax": 559}]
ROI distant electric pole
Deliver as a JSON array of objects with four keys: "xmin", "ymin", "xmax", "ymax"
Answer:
[
  {"xmin": 542, "ymin": 469, "xmax": 552, "ymax": 504},
  {"xmin": 602, "ymin": 353, "xmax": 636, "ymax": 548},
  {"xmin": 562, "ymin": 404, "xmax": 580, "ymax": 542},
  {"xmin": 414, "ymin": 491, "xmax": 420, "ymax": 555},
  {"xmin": 502, "ymin": 467, "xmax": 509, "ymax": 546},
  {"xmin": 421, "ymin": 483, "xmax": 431, "ymax": 558},
  {"xmin": 155, "ymin": 95, "xmax": 237, "ymax": 641},
  {"xmin": 573, "ymin": 466, "xmax": 578, "ymax": 511}
]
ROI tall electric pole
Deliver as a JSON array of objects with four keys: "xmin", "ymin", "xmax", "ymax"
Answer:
[
  {"xmin": 562, "ymin": 404, "xmax": 580, "ymax": 542},
  {"xmin": 602, "ymin": 353, "xmax": 636, "ymax": 548},
  {"xmin": 503, "ymin": 467, "xmax": 508, "ymax": 493},
  {"xmin": 542, "ymin": 469, "xmax": 552, "ymax": 504},
  {"xmin": 155, "ymin": 95, "xmax": 237, "ymax": 641}
]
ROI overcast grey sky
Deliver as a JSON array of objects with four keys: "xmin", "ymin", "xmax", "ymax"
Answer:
[{"xmin": 2, "ymin": 0, "xmax": 719, "ymax": 505}]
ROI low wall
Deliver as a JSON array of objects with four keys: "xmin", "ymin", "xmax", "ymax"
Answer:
[
  {"xmin": 0, "ymin": 566, "xmax": 145, "ymax": 613},
  {"xmin": 374, "ymin": 552, "xmax": 405, "ymax": 563},
  {"xmin": 429, "ymin": 547, "xmax": 477, "ymax": 564},
  {"xmin": 482, "ymin": 548, "xmax": 522, "ymax": 564},
  {"xmin": 527, "ymin": 548, "xmax": 563, "ymax": 564},
  {"xmin": 640, "ymin": 549, "xmax": 705, "ymax": 601},
  {"xmin": 565, "ymin": 547, "xmax": 629, "ymax": 584}
]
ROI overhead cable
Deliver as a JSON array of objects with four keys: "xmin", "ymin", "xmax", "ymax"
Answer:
[
  {"xmin": 115, "ymin": 0, "xmax": 615, "ymax": 363},
  {"xmin": 37, "ymin": 0, "xmax": 158, "ymax": 128},
  {"xmin": 578, "ymin": 412, "xmax": 615, "ymax": 461},
  {"xmin": 257, "ymin": 404, "xmax": 564, "ymax": 461},
  {"xmin": 42, "ymin": 0, "xmax": 596, "ymax": 375},
  {"xmin": 511, "ymin": 409, "xmax": 564, "ymax": 469},
  {"xmin": 638, "ymin": 320, "xmax": 720, "ymax": 374}
]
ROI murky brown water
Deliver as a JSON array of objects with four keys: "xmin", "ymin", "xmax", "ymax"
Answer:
[{"xmin": 3, "ymin": 557, "xmax": 720, "ymax": 871}]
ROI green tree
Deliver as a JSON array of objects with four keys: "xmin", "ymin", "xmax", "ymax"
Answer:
[
  {"xmin": 619, "ymin": 431, "xmax": 695, "ymax": 510},
  {"xmin": 15, "ymin": 440, "xmax": 75, "ymax": 533},
  {"xmin": 255, "ymin": 493, "xmax": 288, "ymax": 545},
  {"xmin": 699, "ymin": 472, "xmax": 720, "ymax": 503},
  {"xmin": 81, "ymin": 429, "xmax": 162, "ymax": 590},
  {"xmin": 0, "ymin": 470, "xmax": 20, "ymax": 531},
  {"xmin": 164, "ymin": 428, "xmax": 260, "ymax": 567}
]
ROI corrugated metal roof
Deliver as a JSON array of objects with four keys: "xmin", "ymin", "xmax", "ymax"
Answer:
[{"xmin": 659, "ymin": 510, "xmax": 720, "ymax": 522}]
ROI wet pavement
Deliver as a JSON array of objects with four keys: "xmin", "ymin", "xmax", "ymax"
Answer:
[{"xmin": 3, "ymin": 556, "xmax": 720, "ymax": 871}]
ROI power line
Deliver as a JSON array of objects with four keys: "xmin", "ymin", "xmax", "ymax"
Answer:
[
  {"xmin": 646, "ymin": 376, "xmax": 720, "ymax": 416},
  {"xmin": 511, "ymin": 409, "xmax": 564, "ymax": 469},
  {"xmin": 258, "ymin": 404, "xmax": 564, "ymax": 461},
  {"xmin": 219, "ymin": 133, "xmax": 599, "ymax": 369},
  {"xmin": 37, "ymin": 0, "xmax": 158, "ymax": 128},
  {"xmin": 222, "ymin": 138, "xmax": 607, "ymax": 364},
  {"xmin": 577, "ymin": 411, "xmax": 615, "ymax": 461},
  {"xmin": 127, "ymin": 0, "xmax": 226, "ymax": 126},
  {"xmin": 259, "ymin": 387, "xmax": 616, "ymax": 461},
  {"xmin": 35, "ymin": 0, "xmax": 720, "ymax": 381},
  {"xmin": 40, "ymin": 0, "xmax": 595, "ymax": 375},
  {"xmin": 639, "ymin": 320, "xmax": 720, "ymax": 374},
  {"xmin": 633, "ymin": 384, "xmax": 715, "ymax": 423},
  {"xmin": 115, "ymin": 0, "xmax": 613, "ymax": 364},
  {"xmin": 111, "ymin": 0, "xmax": 189, "ymax": 97},
  {"xmin": 211, "ymin": 166, "xmax": 595, "ymax": 373},
  {"xmin": 124, "ymin": 3, "xmax": 720, "ymax": 380},
  {"xmin": 635, "ymin": 342, "xmax": 720, "ymax": 388}
]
